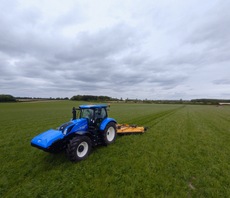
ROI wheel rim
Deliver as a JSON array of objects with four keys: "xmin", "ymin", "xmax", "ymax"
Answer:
[
  {"xmin": 77, "ymin": 141, "xmax": 88, "ymax": 157},
  {"xmin": 107, "ymin": 127, "xmax": 115, "ymax": 142}
]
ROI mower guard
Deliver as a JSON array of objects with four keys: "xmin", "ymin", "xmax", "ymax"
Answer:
[{"xmin": 116, "ymin": 124, "xmax": 147, "ymax": 134}]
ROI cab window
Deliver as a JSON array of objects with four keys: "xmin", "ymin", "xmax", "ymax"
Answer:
[
  {"xmin": 81, "ymin": 109, "xmax": 94, "ymax": 120},
  {"xmin": 95, "ymin": 108, "xmax": 107, "ymax": 120},
  {"xmin": 101, "ymin": 108, "xmax": 107, "ymax": 119}
]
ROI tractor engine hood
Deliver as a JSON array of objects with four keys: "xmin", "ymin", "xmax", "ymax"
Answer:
[{"xmin": 31, "ymin": 129, "xmax": 64, "ymax": 150}]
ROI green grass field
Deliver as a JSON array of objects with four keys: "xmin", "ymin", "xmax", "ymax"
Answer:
[{"xmin": 1, "ymin": 101, "xmax": 230, "ymax": 197}]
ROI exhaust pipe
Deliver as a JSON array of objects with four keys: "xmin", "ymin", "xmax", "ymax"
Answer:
[{"xmin": 72, "ymin": 107, "xmax": 76, "ymax": 120}]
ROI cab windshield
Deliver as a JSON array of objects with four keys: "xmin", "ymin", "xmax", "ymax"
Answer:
[{"xmin": 80, "ymin": 109, "xmax": 94, "ymax": 120}]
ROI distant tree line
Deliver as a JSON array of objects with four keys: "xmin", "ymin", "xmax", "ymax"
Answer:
[
  {"xmin": 191, "ymin": 99, "xmax": 230, "ymax": 105},
  {"xmin": 71, "ymin": 95, "xmax": 119, "ymax": 102},
  {"xmin": 124, "ymin": 98, "xmax": 230, "ymax": 105},
  {"xmin": 16, "ymin": 97, "xmax": 69, "ymax": 101},
  {"xmin": 0, "ymin": 94, "xmax": 16, "ymax": 102},
  {"xmin": 1, "ymin": 93, "xmax": 229, "ymax": 105}
]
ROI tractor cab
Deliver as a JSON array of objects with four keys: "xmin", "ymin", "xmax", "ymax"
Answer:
[{"xmin": 72, "ymin": 105, "xmax": 108, "ymax": 128}]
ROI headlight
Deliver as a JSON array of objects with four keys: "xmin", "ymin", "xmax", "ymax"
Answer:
[{"xmin": 63, "ymin": 128, "xmax": 68, "ymax": 135}]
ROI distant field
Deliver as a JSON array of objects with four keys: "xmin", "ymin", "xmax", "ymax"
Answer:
[{"xmin": 1, "ymin": 101, "xmax": 230, "ymax": 197}]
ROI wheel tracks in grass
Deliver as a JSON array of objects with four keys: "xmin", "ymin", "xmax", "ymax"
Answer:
[
  {"xmin": 128, "ymin": 105, "xmax": 185, "ymax": 129},
  {"xmin": 184, "ymin": 107, "xmax": 230, "ymax": 196},
  {"xmin": 196, "ymin": 109, "xmax": 230, "ymax": 137},
  {"xmin": 216, "ymin": 113, "xmax": 230, "ymax": 123}
]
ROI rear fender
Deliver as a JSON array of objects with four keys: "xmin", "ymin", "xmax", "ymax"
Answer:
[{"xmin": 100, "ymin": 118, "xmax": 117, "ymax": 131}]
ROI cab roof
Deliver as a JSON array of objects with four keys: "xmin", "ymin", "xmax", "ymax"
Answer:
[{"xmin": 79, "ymin": 104, "xmax": 107, "ymax": 109}]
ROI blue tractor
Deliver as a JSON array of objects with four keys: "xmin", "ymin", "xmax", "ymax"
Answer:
[{"xmin": 31, "ymin": 104, "xmax": 117, "ymax": 162}]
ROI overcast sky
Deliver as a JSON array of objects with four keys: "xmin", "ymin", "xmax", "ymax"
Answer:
[{"xmin": 0, "ymin": 0, "xmax": 229, "ymax": 100}]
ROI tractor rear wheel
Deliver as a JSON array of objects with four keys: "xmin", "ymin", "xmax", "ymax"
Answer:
[
  {"xmin": 102, "ymin": 122, "xmax": 117, "ymax": 145},
  {"xmin": 66, "ymin": 136, "xmax": 92, "ymax": 162}
]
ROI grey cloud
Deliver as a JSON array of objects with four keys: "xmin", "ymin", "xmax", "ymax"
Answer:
[
  {"xmin": 146, "ymin": 72, "xmax": 187, "ymax": 88},
  {"xmin": 55, "ymin": 24, "xmax": 136, "ymax": 63},
  {"xmin": 189, "ymin": 3, "xmax": 230, "ymax": 47},
  {"xmin": 213, "ymin": 79, "xmax": 230, "ymax": 85},
  {"xmin": 184, "ymin": 1, "xmax": 230, "ymax": 65},
  {"xmin": 0, "ymin": 2, "xmax": 42, "ymax": 55},
  {"xmin": 53, "ymin": 3, "xmax": 87, "ymax": 28}
]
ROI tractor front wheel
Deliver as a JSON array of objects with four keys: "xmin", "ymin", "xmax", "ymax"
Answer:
[
  {"xmin": 102, "ymin": 122, "xmax": 117, "ymax": 145},
  {"xmin": 66, "ymin": 136, "xmax": 92, "ymax": 162}
]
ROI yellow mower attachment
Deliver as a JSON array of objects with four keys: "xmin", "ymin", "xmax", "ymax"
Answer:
[{"xmin": 116, "ymin": 124, "xmax": 147, "ymax": 134}]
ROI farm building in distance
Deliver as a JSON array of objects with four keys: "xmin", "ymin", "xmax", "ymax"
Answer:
[{"xmin": 219, "ymin": 103, "xmax": 230, "ymax": 105}]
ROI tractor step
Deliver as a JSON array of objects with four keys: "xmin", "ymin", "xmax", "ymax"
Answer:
[{"xmin": 116, "ymin": 124, "xmax": 147, "ymax": 134}]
